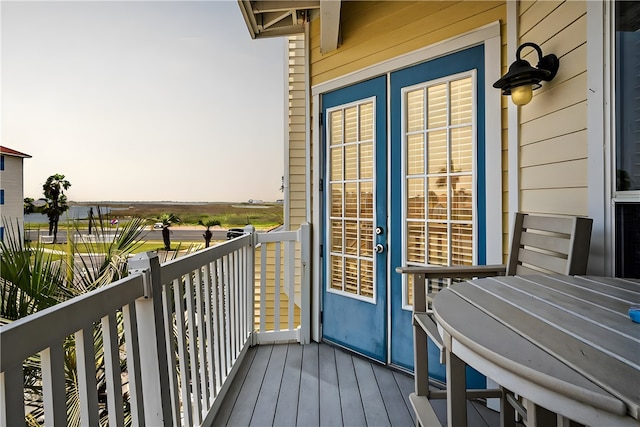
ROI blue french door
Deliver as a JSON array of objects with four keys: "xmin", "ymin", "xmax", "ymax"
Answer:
[
  {"xmin": 321, "ymin": 46, "xmax": 488, "ymax": 383},
  {"xmin": 389, "ymin": 45, "xmax": 487, "ymax": 387},
  {"xmin": 321, "ymin": 76, "xmax": 388, "ymax": 362}
]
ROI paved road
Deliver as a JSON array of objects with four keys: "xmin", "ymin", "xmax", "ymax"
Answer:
[{"xmin": 26, "ymin": 228, "xmax": 234, "ymax": 243}]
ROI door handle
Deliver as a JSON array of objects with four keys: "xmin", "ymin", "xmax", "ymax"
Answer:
[{"xmin": 375, "ymin": 244, "xmax": 385, "ymax": 254}]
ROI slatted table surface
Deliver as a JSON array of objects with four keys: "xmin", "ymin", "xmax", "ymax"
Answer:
[{"xmin": 432, "ymin": 275, "xmax": 640, "ymax": 427}]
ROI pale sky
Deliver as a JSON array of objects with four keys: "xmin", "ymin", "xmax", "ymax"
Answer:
[{"xmin": 1, "ymin": 0, "xmax": 286, "ymax": 202}]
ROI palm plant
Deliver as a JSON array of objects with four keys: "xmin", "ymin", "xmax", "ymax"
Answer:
[
  {"xmin": 1, "ymin": 213, "xmax": 147, "ymax": 426},
  {"xmin": 0, "ymin": 219, "xmax": 69, "ymax": 321},
  {"xmin": 153, "ymin": 213, "xmax": 180, "ymax": 251},
  {"xmin": 198, "ymin": 217, "xmax": 221, "ymax": 248}
]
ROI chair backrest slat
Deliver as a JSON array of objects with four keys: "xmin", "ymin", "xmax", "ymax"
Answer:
[{"xmin": 506, "ymin": 213, "xmax": 593, "ymax": 276}]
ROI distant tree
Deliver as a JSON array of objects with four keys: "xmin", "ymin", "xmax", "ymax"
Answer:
[
  {"xmin": 198, "ymin": 217, "xmax": 221, "ymax": 248},
  {"xmin": 23, "ymin": 197, "xmax": 35, "ymax": 214},
  {"xmin": 154, "ymin": 213, "xmax": 180, "ymax": 250},
  {"xmin": 42, "ymin": 174, "xmax": 71, "ymax": 243}
]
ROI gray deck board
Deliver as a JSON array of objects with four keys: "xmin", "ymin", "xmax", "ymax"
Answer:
[
  {"xmin": 250, "ymin": 344, "xmax": 287, "ymax": 426},
  {"xmin": 318, "ymin": 342, "xmax": 342, "ymax": 427},
  {"xmin": 298, "ymin": 342, "xmax": 320, "ymax": 426},
  {"xmin": 335, "ymin": 348, "xmax": 367, "ymax": 426},
  {"xmin": 211, "ymin": 342, "xmax": 502, "ymax": 427},
  {"xmin": 371, "ymin": 363, "xmax": 413, "ymax": 427},
  {"xmin": 353, "ymin": 356, "xmax": 390, "ymax": 426},
  {"xmin": 211, "ymin": 345, "xmax": 257, "ymax": 426},
  {"xmin": 226, "ymin": 345, "xmax": 272, "ymax": 426},
  {"xmin": 273, "ymin": 344, "xmax": 302, "ymax": 427},
  {"xmin": 392, "ymin": 370, "xmax": 417, "ymax": 425}
]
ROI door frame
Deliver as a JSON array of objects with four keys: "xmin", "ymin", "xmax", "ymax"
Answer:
[{"xmin": 310, "ymin": 23, "xmax": 504, "ymax": 350}]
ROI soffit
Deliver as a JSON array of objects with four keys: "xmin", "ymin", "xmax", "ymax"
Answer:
[{"xmin": 237, "ymin": 0, "xmax": 341, "ymax": 53}]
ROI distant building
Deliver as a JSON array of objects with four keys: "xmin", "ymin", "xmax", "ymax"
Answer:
[{"xmin": 0, "ymin": 146, "xmax": 32, "ymax": 241}]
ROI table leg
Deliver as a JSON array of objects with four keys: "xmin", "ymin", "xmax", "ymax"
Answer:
[
  {"xmin": 500, "ymin": 388, "xmax": 516, "ymax": 427},
  {"xmin": 526, "ymin": 400, "xmax": 557, "ymax": 426},
  {"xmin": 446, "ymin": 348, "xmax": 467, "ymax": 427}
]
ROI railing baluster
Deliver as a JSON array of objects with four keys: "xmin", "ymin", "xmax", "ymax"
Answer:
[
  {"xmin": 260, "ymin": 245, "xmax": 267, "ymax": 332},
  {"xmin": 161, "ymin": 281, "xmax": 181, "ymax": 426},
  {"xmin": 185, "ymin": 271, "xmax": 202, "ymax": 424},
  {"xmin": 203, "ymin": 263, "xmax": 216, "ymax": 400},
  {"xmin": 274, "ymin": 241, "xmax": 281, "ymax": 331},
  {"xmin": 211, "ymin": 260, "xmax": 223, "ymax": 393},
  {"xmin": 75, "ymin": 324, "xmax": 100, "ymax": 426},
  {"xmin": 286, "ymin": 239, "xmax": 295, "ymax": 331},
  {"xmin": 0, "ymin": 365, "xmax": 25, "ymax": 427},
  {"xmin": 121, "ymin": 302, "xmax": 145, "ymax": 426},
  {"xmin": 102, "ymin": 312, "xmax": 125, "ymax": 426},
  {"xmin": 173, "ymin": 277, "xmax": 193, "ymax": 426},
  {"xmin": 41, "ymin": 343, "xmax": 66, "ymax": 426},
  {"xmin": 223, "ymin": 255, "xmax": 232, "ymax": 374},
  {"xmin": 195, "ymin": 267, "xmax": 210, "ymax": 408},
  {"xmin": 229, "ymin": 251, "xmax": 236, "ymax": 360},
  {"xmin": 235, "ymin": 250, "xmax": 241, "ymax": 358}
]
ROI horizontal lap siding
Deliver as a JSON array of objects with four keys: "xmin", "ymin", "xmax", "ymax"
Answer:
[
  {"xmin": 310, "ymin": 1, "xmax": 506, "ymax": 87},
  {"xmin": 288, "ymin": 35, "xmax": 308, "ymax": 230},
  {"xmin": 518, "ymin": 1, "xmax": 588, "ymax": 216},
  {"xmin": 254, "ymin": 244, "xmax": 302, "ymax": 331}
]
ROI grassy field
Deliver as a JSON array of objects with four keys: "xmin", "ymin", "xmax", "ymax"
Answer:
[{"xmin": 32, "ymin": 201, "xmax": 284, "ymax": 229}]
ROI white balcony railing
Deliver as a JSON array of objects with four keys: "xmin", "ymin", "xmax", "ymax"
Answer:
[{"xmin": 0, "ymin": 223, "xmax": 311, "ymax": 426}]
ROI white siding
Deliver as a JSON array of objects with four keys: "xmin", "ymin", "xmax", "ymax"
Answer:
[
  {"xmin": 517, "ymin": 1, "xmax": 588, "ymax": 216},
  {"xmin": 0, "ymin": 154, "xmax": 26, "ymax": 236}
]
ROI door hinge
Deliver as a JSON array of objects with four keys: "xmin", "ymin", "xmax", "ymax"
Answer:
[
  {"xmin": 319, "ymin": 244, "xmax": 323, "ymax": 258},
  {"xmin": 319, "ymin": 178, "xmax": 323, "ymax": 192},
  {"xmin": 319, "ymin": 112, "xmax": 323, "ymax": 127},
  {"xmin": 320, "ymin": 311, "xmax": 323, "ymax": 324}
]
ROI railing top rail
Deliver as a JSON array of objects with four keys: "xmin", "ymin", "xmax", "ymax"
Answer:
[
  {"xmin": 0, "ymin": 273, "xmax": 145, "ymax": 371},
  {"xmin": 256, "ymin": 230, "xmax": 299, "ymax": 243},
  {"xmin": 159, "ymin": 234, "xmax": 252, "ymax": 283}
]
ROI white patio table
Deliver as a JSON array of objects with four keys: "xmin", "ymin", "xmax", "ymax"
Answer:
[{"xmin": 431, "ymin": 275, "xmax": 640, "ymax": 427}]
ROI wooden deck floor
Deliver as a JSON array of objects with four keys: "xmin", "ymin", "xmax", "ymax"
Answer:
[{"xmin": 212, "ymin": 342, "xmax": 502, "ymax": 427}]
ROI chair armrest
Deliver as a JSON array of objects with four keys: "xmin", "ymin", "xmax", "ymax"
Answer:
[{"xmin": 396, "ymin": 264, "xmax": 507, "ymax": 279}]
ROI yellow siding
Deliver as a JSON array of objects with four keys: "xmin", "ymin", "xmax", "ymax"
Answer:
[
  {"xmin": 288, "ymin": 35, "xmax": 307, "ymax": 230},
  {"xmin": 254, "ymin": 243, "xmax": 302, "ymax": 331},
  {"xmin": 517, "ymin": 0, "xmax": 588, "ymax": 216},
  {"xmin": 310, "ymin": 1, "xmax": 505, "ymax": 87}
]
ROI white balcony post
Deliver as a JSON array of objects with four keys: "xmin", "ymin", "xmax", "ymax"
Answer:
[
  {"xmin": 244, "ymin": 225, "xmax": 256, "ymax": 344},
  {"xmin": 299, "ymin": 222, "xmax": 311, "ymax": 344},
  {"xmin": 128, "ymin": 252, "xmax": 172, "ymax": 426}
]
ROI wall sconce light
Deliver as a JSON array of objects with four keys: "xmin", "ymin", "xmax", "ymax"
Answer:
[{"xmin": 493, "ymin": 42, "xmax": 560, "ymax": 106}]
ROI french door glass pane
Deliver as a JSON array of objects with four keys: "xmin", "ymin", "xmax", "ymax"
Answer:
[
  {"xmin": 331, "ymin": 111, "xmax": 343, "ymax": 145},
  {"xmin": 427, "ymin": 84, "xmax": 447, "ymax": 128},
  {"xmin": 328, "ymin": 100, "xmax": 376, "ymax": 301},
  {"xmin": 404, "ymin": 74, "xmax": 475, "ymax": 306},
  {"xmin": 407, "ymin": 89, "xmax": 425, "ymax": 132},
  {"xmin": 615, "ymin": 1, "xmax": 640, "ymax": 191},
  {"xmin": 427, "ymin": 130, "xmax": 447, "ymax": 173}
]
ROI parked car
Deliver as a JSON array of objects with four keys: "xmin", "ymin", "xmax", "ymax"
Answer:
[
  {"xmin": 226, "ymin": 228, "xmax": 245, "ymax": 240},
  {"xmin": 152, "ymin": 222, "xmax": 164, "ymax": 230}
]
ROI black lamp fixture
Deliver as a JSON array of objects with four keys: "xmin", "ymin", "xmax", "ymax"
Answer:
[{"xmin": 493, "ymin": 42, "xmax": 560, "ymax": 106}]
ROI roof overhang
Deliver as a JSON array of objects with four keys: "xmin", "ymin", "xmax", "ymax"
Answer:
[
  {"xmin": 238, "ymin": 0, "xmax": 341, "ymax": 53},
  {"xmin": 0, "ymin": 146, "xmax": 32, "ymax": 158}
]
